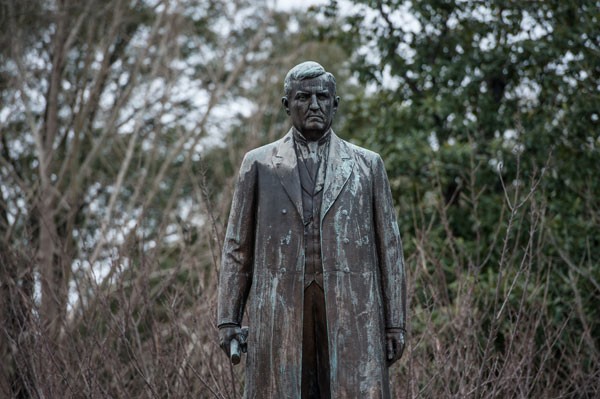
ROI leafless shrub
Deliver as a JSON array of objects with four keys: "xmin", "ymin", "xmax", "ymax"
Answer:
[
  {"xmin": 392, "ymin": 153, "xmax": 600, "ymax": 398},
  {"xmin": 1, "ymin": 221, "xmax": 243, "ymax": 398}
]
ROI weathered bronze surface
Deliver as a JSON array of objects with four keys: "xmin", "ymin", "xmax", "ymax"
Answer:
[{"xmin": 217, "ymin": 61, "xmax": 407, "ymax": 398}]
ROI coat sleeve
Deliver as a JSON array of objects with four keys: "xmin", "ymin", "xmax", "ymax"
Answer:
[
  {"xmin": 217, "ymin": 153, "xmax": 257, "ymax": 327},
  {"xmin": 371, "ymin": 154, "xmax": 407, "ymax": 330}
]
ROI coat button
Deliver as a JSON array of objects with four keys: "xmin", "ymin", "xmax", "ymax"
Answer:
[
  {"xmin": 343, "ymin": 238, "xmax": 350, "ymax": 244},
  {"xmin": 341, "ymin": 210, "xmax": 348, "ymax": 216},
  {"xmin": 282, "ymin": 209, "xmax": 287, "ymax": 214}
]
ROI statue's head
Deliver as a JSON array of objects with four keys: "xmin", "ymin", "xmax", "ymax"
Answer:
[{"xmin": 282, "ymin": 61, "xmax": 340, "ymax": 140}]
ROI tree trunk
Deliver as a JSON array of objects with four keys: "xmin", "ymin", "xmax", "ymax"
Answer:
[{"xmin": 38, "ymin": 0, "xmax": 68, "ymax": 343}]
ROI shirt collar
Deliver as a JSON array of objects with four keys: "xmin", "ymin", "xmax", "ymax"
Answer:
[{"xmin": 292, "ymin": 127, "xmax": 331, "ymax": 147}]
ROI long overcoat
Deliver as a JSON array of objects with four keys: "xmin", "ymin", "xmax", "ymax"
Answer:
[{"xmin": 217, "ymin": 129, "xmax": 406, "ymax": 398}]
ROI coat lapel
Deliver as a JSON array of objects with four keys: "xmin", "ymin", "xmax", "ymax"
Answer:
[
  {"xmin": 272, "ymin": 129, "xmax": 303, "ymax": 218},
  {"xmin": 321, "ymin": 132, "xmax": 354, "ymax": 221}
]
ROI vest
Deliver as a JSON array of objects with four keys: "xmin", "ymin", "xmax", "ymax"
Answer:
[{"xmin": 294, "ymin": 134, "xmax": 328, "ymax": 290}]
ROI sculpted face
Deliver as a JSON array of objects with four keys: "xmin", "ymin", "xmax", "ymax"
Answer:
[{"xmin": 282, "ymin": 74, "xmax": 339, "ymax": 140}]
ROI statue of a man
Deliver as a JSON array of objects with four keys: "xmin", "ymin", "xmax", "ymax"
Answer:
[{"xmin": 217, "ymin": 61, "xmax": 407, "ymax": 398}]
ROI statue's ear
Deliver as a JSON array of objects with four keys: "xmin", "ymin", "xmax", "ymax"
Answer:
[
  {"xmin": 333, "ymin": 96, "xmax": 340, "ymax": 113},
  {"xmin": 281, "ymin": 97, "xmax": 290, "ymax": 115}
]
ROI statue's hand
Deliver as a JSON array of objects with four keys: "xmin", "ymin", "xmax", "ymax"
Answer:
[
  {"xmin": 385, "ymin": 328, "xmax": 406, "ymax": 366},
  {"xmin": 218, "ymin": 324, "xmax": 245, "ymax": 357}
]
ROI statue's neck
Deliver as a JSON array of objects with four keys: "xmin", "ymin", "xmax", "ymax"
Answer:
[{"xmin": 293, "ymin": 128, "xmax": 331, "ymax": 143}]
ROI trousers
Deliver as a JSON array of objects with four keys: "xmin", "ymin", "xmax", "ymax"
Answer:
[{"xmin": 301, "ymin": 282, "xmax": 331, "ymax": 399}]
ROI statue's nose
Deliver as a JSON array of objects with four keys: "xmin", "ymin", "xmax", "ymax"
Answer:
[{"xmin": 309, "ymin": 95, "xmax": 319, "ymax": 110}]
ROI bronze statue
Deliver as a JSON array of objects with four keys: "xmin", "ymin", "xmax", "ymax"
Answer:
[{"xmin": 217, "ymin": 61, "xmax": 407, "ymax": 398}]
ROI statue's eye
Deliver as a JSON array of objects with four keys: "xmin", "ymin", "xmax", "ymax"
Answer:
[{"xmin": 296, "ymin": 94, "xmax": 308, "ymax": 101}]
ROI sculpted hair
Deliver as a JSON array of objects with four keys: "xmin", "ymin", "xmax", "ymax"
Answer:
[{"xmin": 284, "ymin": 61, "xmax": 336, "ymax": 96}]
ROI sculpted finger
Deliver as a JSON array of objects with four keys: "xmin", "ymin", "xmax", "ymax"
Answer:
[
  {"xmin": 397, "ymin": 342, "xmax": 404, "ymax": 360},
  {"xmin": 386, "ymin": 338, "xmax": 395, "ymax": 361},
  {"xmin": 238, "ymin": 334, "xmax": 248, "ymax": 354},
  {"xmin": 237, "ymin": 332, "xmax": 247, "ymax": 345},
  {"xmin": 219, "ymin": 332, "xmax": 232, "ymax": 354}
]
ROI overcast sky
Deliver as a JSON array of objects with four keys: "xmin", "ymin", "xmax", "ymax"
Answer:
[{"xmin": 275, "ymin": 0, "xmax": 329, "ymax": 10}]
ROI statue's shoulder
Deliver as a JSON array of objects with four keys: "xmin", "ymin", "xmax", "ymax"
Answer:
[
  {"xmin": 241, "ymin": 133, "xmax": 290, "ymax": 165},
  {"xmin": 244, "ymin": 137, "xmax": 284, "ymax": 159}
]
